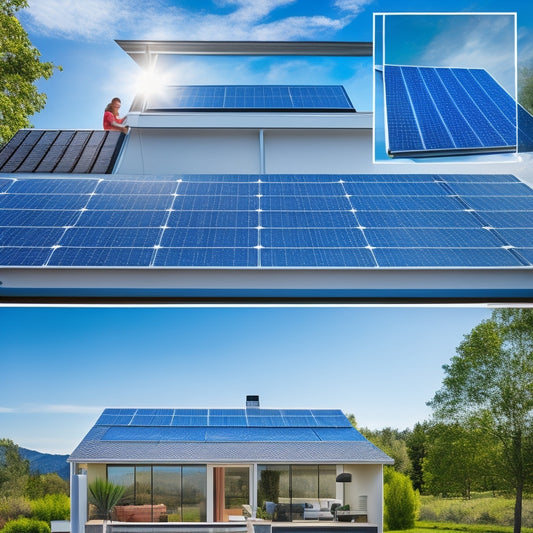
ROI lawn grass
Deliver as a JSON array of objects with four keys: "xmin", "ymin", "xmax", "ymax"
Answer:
[{"xmin": 387, "ymin": 521, "xmax": 533, "ymax": 533}]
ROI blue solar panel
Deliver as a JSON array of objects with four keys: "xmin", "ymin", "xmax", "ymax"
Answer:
[
  {"xmin": 384, "ymin": 66, "xmax": 522, "ymax": 157},
  {"xmin": 1, "ymin": 174, "xmax": 532, "ymax": 269},
  {"xmin": 146, "ymin": 85, "xmax": 354, "ymax": 112}
]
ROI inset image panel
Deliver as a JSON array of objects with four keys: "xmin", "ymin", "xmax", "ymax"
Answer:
[{"xmin": 373, "ymin": 13, "xmax": 533, "ymax": 162}]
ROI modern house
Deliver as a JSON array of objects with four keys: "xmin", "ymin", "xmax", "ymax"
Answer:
[
  {"xmin": 69, "ymin": 397, "xmax": 393, "ymax": 533},
  {"xmin": 0, "ymin": 40, "xmax": 532, "ymax": 303}
]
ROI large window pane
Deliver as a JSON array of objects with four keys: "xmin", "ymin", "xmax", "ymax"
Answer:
[
  {"xmin": 107, "ymin": 466, "xmax": 134, "ymax": 505},
  {"xmin": 257, "ymin": 465, "xmax": 289, "ymax": 521},
  {"xmin": 318, "ymin": 465, "xmax": 336, "ymax": 499},
  {"xmin": 153, "ymin": 466, "xmax": 181, "ymax": 522},
  {"xmin": 135, "ymin": 466, "xmax": 152, "ymax": 505},
  {"xmin": 182, "ymin": 466, "xmax": 207, "ymax": 522},
  {"xmin": 225, "ymin": 467, "xmax": 249, "ymax": 510}
]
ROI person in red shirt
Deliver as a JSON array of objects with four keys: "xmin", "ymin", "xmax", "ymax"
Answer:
[{"xmin": 103, "ymin": 97, "xmax": 128, "ymax": 133}]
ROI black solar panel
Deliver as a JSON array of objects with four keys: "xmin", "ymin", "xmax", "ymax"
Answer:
[
  {"xmin": 145, "ymin": 85, "xmax": 355, "ymax": 112},
  {"xmin": 1, "ymin": 174, "xmax": 531, "ymax": 269},
  {"xmin": 0, "ymin": 130, "xmax": 125, "ymax": 174}
]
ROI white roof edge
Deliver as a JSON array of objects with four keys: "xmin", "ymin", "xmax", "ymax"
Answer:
[
  {"xmin": 125, "ymin": 111, "xmax": 372, "ymax": 129},
  {"xmin": 116, "ymin": 40, "xmax": 373, "ymax": 68}
]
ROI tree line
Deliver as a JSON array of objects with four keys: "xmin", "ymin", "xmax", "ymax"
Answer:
[{"xmin": 351, "ymin": 308, "xmax": 533, "ymax": 533}]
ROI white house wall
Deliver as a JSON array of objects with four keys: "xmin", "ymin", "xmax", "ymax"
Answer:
[
  {"xmin": 343, "ymin": 464, "xmax": 384, "ymax": 533},
  {"xmin": 117, "ymin": 129, "xmax": 261, "ymax": 174},
  {"xmin": 264, "ymin": 129, "xmax": 373, "ymax": 173}
]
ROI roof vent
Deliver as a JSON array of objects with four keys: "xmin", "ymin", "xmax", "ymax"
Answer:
[{"xmin": 246, "ymin": 395, "xmax": 260, "ymax": 407}]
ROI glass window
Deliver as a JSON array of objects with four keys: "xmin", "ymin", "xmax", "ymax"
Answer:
[
  {"xmin": 182, "ymin": 466, "xmax": 207, "ymax": 522},
  {"xmin": 107, "ymin": 466, "xmax": 134, "ymax": 505},
  {"xmin": 153, "ymin": 466, "xmax": 181, "ymax": 522},
  {"xmin": 318, "ymin": 465, "xmax": 336, "ymax": 499},
  {"xmin": 135, "ymin": 466, "xmax": 152, "ymax": 505},
  {"xmin": 224, "ymin": 466, "xmax": 249, "ymax": 510},
  {"xmin": 257, "ymin": 465, "xmax": 290, "ymax": 521}
]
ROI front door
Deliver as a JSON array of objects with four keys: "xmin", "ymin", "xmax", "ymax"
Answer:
[{"xmin": 213, "ymin": 466, "xmax": 250, "ymax": 521}]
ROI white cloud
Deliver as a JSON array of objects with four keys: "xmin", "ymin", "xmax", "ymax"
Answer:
[
  {"xmin": 22, "ymin": 0, "xmax": 363, "ymax": 42},
  {"xmin": 334, "ymin": 0, "xmax": 374, "ymax": 15}
]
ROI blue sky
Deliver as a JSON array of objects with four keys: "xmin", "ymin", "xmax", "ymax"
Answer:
[
  {"xmin": 1, "ymin": 305, "xmax": 494, "ymax": 454},
  {"xmin": 17, "ymin": 0, "xmax": 533, "ymax": 128},
  {"xmin": 2, "ymin": 0, "xmax": 532, "ymax": 455}
]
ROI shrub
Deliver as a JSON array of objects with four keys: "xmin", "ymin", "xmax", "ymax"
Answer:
[
  {"xmin": 384, "ymin": 468, "xmax": 419, "ymax": 530},
  {"xmin": 0, "ymin": 497, "xmax": 32, "ymax": 528},
  {"xmin": 30, "ymin": 494, "xmax": 70, "ymax": 523},
  {"xmin": 1, "ymin": 518, "xmax": 50, "ymax": 533}
]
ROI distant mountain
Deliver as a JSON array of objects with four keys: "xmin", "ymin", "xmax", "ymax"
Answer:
[{"xmin": 19, "ymin": 448, "xmax": 70, "ymax": 480}]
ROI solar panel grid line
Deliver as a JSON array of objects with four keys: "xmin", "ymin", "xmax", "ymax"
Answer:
[
  {"xmin": 42, "ymin": 179, "xmax": 103, "ymax": 267},
  {"xmin": 17, "ymin": 131, "xmax": 60, "ymax": 173},
  {"xmin": 419, "ymin": 68, "xmax": 482, "ymax": 149},
  {"xmin": 36, "ymin": 131, "xmax": 76, "ymax": 173},
  {"xmin": 455, "ymin": 68, "xmax": 515, "ymax": 145}
]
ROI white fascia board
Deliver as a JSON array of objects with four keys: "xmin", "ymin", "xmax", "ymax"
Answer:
[
  {"xmin": 125, "ymin": 111, "xmax": 372, "ymax": 130},
  {"xmin": 1, "ymin": 267, "xmax": 532, "ymax": 302}
]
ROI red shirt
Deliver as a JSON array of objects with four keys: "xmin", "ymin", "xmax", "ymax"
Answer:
[{"xmin": 103, "ymin": 111, "xmax": 124, "ymax": 131}]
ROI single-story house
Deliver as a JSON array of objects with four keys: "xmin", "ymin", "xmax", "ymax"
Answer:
[{"xmin": 68, "ymin": 397, "xmax": 393, "ymax": 533}]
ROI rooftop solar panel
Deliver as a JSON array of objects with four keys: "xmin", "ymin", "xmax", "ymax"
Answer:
[
  {"xmin": 1, "ymin": 174, "xmax": 532, "ymax": 269},
  {"xmin": 0, "ymin": 130, "xmax": 125, "ymax": 174},
  {"xmin": 145, "ymin": 85, "xmax": 355, "ymax": 112},
  {"xmin": 383, "ymin": 66, "xmax": 526, "ymax": 158}
]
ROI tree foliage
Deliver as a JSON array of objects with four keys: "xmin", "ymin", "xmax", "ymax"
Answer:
[
  {"xmin": 428, "ymin": 308, "xmax": 533, "ymax": 533},
  {"xmin": 422, "ymin": 421, "xmax": 501, "ymax": 498},
  {"xmin": 405, "ymin": 422, "xmax": 428, "ymax": 493},
  {"xmin": 0, "ymin": 439, "xmax": 30, "ymax": 498},
  {"xmin": 384, "ymin": 467, "xmax": 419, "ymax": 530},
  {"xmin": 361, "ymin": 427, "xmax": 412, "ymax": 475},
  {"xmin": 0, "ymin": 0, "xmax": 60, "ymax": 146},
  {"xmin": 1, "ymin": 518, "xmax": 50, "ymax": 533}
]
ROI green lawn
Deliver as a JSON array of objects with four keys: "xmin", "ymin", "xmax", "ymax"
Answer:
[{"xmin": 387, "ymin": 522, "xmax": 533, "ymax": 533}]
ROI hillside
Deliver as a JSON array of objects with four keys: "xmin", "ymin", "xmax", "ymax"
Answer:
[{"xmin": 19, "ymin": 447, "xmax": 70, "ymax": 480}]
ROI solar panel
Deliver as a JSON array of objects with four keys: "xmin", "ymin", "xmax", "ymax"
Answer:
[
  {"xmin": 1, "ymin": 174, "xmax": 532, "ymax": 269},
  {"xmin": 0, "ymin": 130, "xmax": 125, "ymax": 174},
  {"xmin": 145, "ymin": 85, "xmax": 355, "ymax": 112},
  {"xmin": 383, "ymin": 65, "xmax": 525, "ymax": 157}
]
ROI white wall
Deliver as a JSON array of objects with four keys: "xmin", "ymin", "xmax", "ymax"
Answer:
[{"xmin": 344, "ymin": 464, "xmax": 384, "ymax": 533}]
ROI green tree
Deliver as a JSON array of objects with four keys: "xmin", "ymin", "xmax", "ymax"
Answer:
[
  {"xmin": 405, "ymin": 422, "xmax": 427, "ymax": 493},
  {"xmin": 361, "ymin": 427, "xmax": 412, "ymax": 475},
  {"xmin": 0, "ymin": 439, "xmax": 30, "ymax": 497},
  {"xmin": 0, "ymin": 0, "xmax": 60, "ymax": 146},
  {"xmin": 26, "ymin": 473, "xmax": 69, "ymax": 500},
  {"xmin": 383, "ymin": 467, "xmax": 419, "ymax": 530},
  {"xmin": 428, "ymin": 308, "xmax": 533, "ymax": 533},
  {"xmin": 422, "ymin": 421, "xmax": 501, "ymax": 498}
]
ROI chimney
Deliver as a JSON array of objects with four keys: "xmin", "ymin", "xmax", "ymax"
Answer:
[{"xmin": 246, "ymin": 395, "xmax": 260, "ymax": 407}]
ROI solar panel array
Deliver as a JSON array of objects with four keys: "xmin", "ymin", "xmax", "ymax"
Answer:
[
  {"xmin": 1, "ymin": 174, "xmax": 532, "ymax": 269},
  {"xmin": 95, "ymin": 408, "xmax": 362, "ymax": 443},
  {"xmin": 0, "ymin": 130, "xmax": 125, "ymax": 174},
  {"xmin": 145, "ymin": 85, "xmax": 355, "ymax": 112},
  {"xmin": 384, "ymin": 66, "xmax": 522, "ymax": 157}
]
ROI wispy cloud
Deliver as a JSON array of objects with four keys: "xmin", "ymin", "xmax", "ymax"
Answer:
[
  {"xmin": 0, "ymin": 404, "xmax": 103, "ymax": 414},
  {"xmin": 21, "ymin": 0, "xmax": 367, "ymax": 42}
]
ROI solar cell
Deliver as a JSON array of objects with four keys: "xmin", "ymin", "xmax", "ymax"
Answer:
[
  {"xmin": 1, "ymin": 174, "xmax": 532, "ymax": 270},
  {"xmin": 384, "ymin": 65, "xmax": 523, "ymax": 157},
  {"xmin": 145, "ymin": 85, "xmax": 354, "ymax": 112}
]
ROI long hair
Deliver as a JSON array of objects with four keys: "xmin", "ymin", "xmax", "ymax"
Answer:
[{"xmin": 105, "ymin": 97, "xmax": 121, "ymax": 117}]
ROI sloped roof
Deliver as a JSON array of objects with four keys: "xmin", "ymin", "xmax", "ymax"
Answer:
[
  {"xmin": 0, "ymin": 130, "xmax": 125, "ymax": 174},
  {"xmin": 69, "ymin": 408, "xmax": 393, "ymax": 465}
]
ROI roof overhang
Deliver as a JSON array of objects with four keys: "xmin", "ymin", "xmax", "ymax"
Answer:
[
  {"xmin": 116, "ymin": 40, "xmax": 373, "ymax": 69},
  {"xmin": 1, "ymin": 266, "xmax": 532, "ymax": 304}
]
